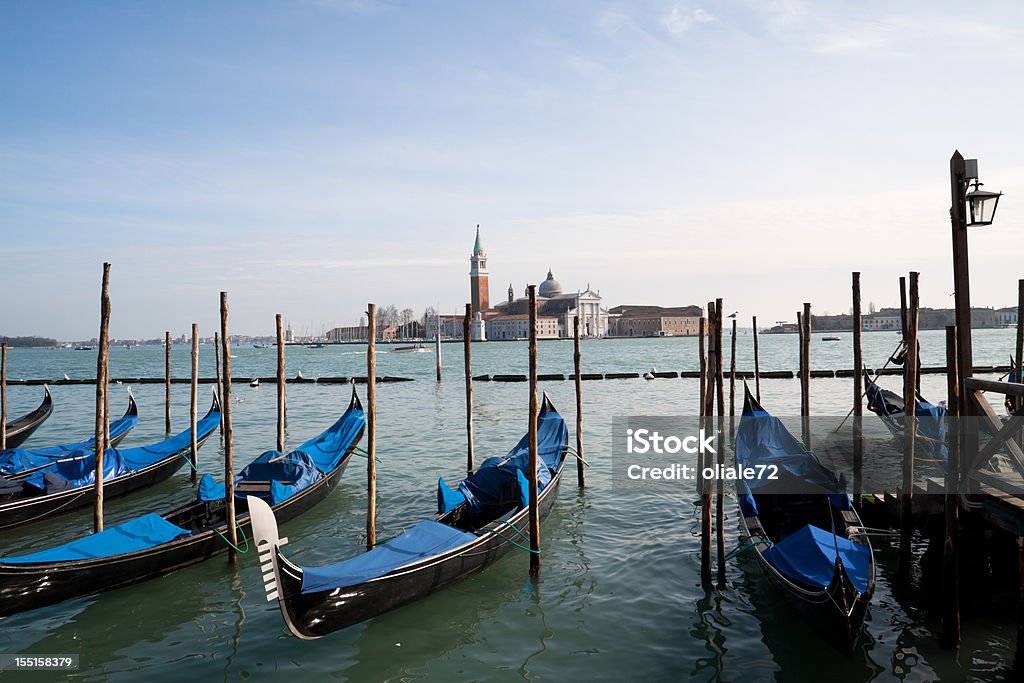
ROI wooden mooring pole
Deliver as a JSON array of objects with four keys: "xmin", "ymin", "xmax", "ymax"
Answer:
[
  {"xmin": 165, "ymin": 330, "xmax": 171, "ymax": 435},
  {"xmin": 276, "ymin": 313, "xmax": 286, "ymax": 453},
  {"xmin": 729, "ymin": 317, "xmax": 737, "ymax": 435},
  {"xmin": 214, "ymin": 331, "xmax": 223, "ymax": 435},
  {"xmin": 1015, "ymin": 279, "xmax": 1024, "ymax": 415},
  {"xmin": 803, "ymin": 303, "xmax": 812, "ymax": 449},
  {"xmin": 366, "ymin": 304, "xmax": 377, "ymax": 551},
  {"xmin": 898, "ymin": 272, "xmax": 920, "ymax": 586},
  {"xmin": 714, "ymin": 299, "xmax": 726, "ymax": 587},
  {"xmin": 527, "ymin": 285, "xmax": 541, "ymax": 577},
  {"xmin": 220, "ymin": 292, "xmax": 238, "ymax": 562},
  {"xmin": 699, "ymin": 313, "xmax": 711, "ymax": 586},
  {"xmin": 752, "ymin": 315, "xmax": 761, "ymax": 401},
  {"xmin": 942, "ymin": 324, "xmax": 960, "ymax": 648},
  {"xmin": 1, "ymin": 343, "xmax": 6, "ymax": 450},
  {"xmin": 573, "ymin": 315, "xmax": 584, "ymax": 489},
  {"xmin": 464, "ymin": 304, "xmax": 475, "ymax": 475},
  {"xmin": 94, "ymin": 262, "xmax": 111, "ymax": 533},
  {"xmin": 190, "ymin": 323, "xmax": 198, "ymax": 483},
  {"xmin": 852, "ymin": 273, "xmax": 864, "ymax": 510},
  {"xmin": 435, "ymin": 312, "xmax": 442, "ymax": 382}
]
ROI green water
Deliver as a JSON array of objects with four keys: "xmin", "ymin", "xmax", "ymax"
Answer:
[{"xmin": 0, "ymin": 330, "xmax": 1019, "ymax": 681}]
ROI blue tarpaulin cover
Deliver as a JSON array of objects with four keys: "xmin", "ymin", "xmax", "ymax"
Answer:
[
  {"xmin": 762, "ymin": 523, "xmax": 871, "ymax": 592},
  {"xmin": 2, "ymin": 513, "xmax": 190, "ymax": 564},
  {"xmin": 865, "ymin": 381, "xmax": 948, "ymax": 463},
  {"xmin": 20, "ymin": 405, "xmax": 220, "ymax": 491},
  {"xmin": 0, "ymin": 409, "xmax": 138, "ymax": 476},
  {"xmin": 437, "ymin": 401, "xmax": 567, "ymax": 516},
  {"xmin": 735, "ymin": 393, "xmax": 850, "ymax": 517},
  {"xmin": 301, "ymin": 519, "xmax": 477, "ymax": 594},
  {"xmin": 197, "ymin": 398, "xmax": 364, "ymax": 505}
]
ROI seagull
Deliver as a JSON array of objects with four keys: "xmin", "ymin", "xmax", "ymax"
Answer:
[
  {"xmin": 250, "ymin": 378, "xmax": 259, "ymax": 388},
  {"xmin": 728, "ymin": 312, "xmax": 738, "ymax": 319},
  {"xmin": 63, "ymin": 373, "xmax": 71, "ymax": 381},
  {"xmin": 644, "ymin": 366, "xmax": 657, "ymax": 380},
  {"xmin": 296, "ymin": 371, "xmax": 305, "ymax": 380}
]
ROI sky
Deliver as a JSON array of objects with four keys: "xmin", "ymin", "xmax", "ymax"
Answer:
[{"xmin": 2, "ymin": 0, "xmax": 1024, "ymax": 339}]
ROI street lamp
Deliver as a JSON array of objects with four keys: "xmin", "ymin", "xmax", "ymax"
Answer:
[{"xmin": 964, "ymin": 158, "xmax": 1003, "ymax": 226}]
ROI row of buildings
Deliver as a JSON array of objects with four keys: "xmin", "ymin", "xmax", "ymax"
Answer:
[
  {"xmin": 769, "ymin": 306, "xmax": 1019, "ymax": 333},
  {"xmin": 324, "ymin": 229, "xmax": 706, "ymax": 342}
]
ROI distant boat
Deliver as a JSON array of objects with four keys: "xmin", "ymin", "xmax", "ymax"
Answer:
[
  {"xmin": 253, "ymin": 343, "xmax": 270, "ymax": 349},
  {"xmin": 392, "ymin": 344, "xmax": 430, "ymax": 353},
  {"xmin": 306, "ymin": 343, "xmax": 325, "ymax": 349},
  {"xmin": 822, "ymin": 336, "xmax": 842, "ymax": 342},
  {"xmin": 74, "ymin": 346, "xmax": 93, "ymax": 351}
]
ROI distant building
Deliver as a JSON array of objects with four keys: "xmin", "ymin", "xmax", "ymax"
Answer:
[
  {"xmin": 607, "ymin": 305, "xmax": 703, "ymax": 337},
  {"xmin": 862, "ymin": 315, "xmax": 901, "ymax": 331},
  {"xmin": 485, "ymin": 314, "xmax": 560, "ymax": 340},
  {"xmin": 997, "ymin": 306, "xmax": 1018, "ymax": 327},
  {"xmin": 469, "ymin": 226, "xmax": 489, "ymax": 339},
  {"xmin": 491, "ymin": 271, "xmax": 609, "ymax": 337},
  {"xmin": 327, "ymin": 325, "xmax": 368, "ymax": 342},
  {"xmin": 285, "ymin": 324, "xmax": 294, "ymax": 343}
]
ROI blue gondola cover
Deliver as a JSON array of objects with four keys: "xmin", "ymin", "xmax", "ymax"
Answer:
[
  {"xmin": 0, "ymin": 409, "xmax": 138, "ymax": 476},
  {"xmin": 762, "ymin": 523, "xmax": 870, "ymax": 592},
  {"xmin": 300, "ymin": 519, "xmax": 477, "ymax": 593},
  {"xmin": 3, "ymin": 513, "xmax": 190, "ymax": 564}
]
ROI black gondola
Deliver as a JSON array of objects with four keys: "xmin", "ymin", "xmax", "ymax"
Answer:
[
  {"xmin": 735, "ymin": 387, "xmax": 875, "ymax": 655},
  {"xmin": 249, "ymin": 394, "xmax": 568, "ymax": 639},
  {"xmin": 0, "ymin": 389, "xmax": 364, "ymax": 617},
  {"xmin": 1, "ymin": 388, "xmax": 139, "ymax": 477},
  {"xmin": 863, "ymin": 372, "xmax": 948, "ymax": 462},
  {"xmin": 2, "ymin": 387, "xmax": 54, "ymax": 449},
  {"xmin": 0, "ymin": 393, "xmax": 219, "ymax": 530}
]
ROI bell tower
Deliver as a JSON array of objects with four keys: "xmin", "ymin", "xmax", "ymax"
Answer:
[{"xmin": 469, "ymin": 225, "xmax": 490, "ymax": 317}]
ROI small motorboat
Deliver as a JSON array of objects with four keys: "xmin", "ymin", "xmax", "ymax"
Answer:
[
  {"xmin": 822, "ymin": 336, "xmax": 842, "ymax": 342},
  {"xmin": 392, "ymin": 345, "xmax": 431, "ymax": 353}
]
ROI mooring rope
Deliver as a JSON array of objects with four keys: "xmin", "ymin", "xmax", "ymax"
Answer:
[
  {"xmin": 724, "ymin": 538, "xmax": 772, "ymax": 562},
  {"xmin": 212, "ymin": 521, "xmax": 250, "ymax": 554}
]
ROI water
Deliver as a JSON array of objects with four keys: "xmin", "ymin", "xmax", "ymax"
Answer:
[{"xmin": 0, "ymin": 330, "xmax": 1019, "ymax": 681}]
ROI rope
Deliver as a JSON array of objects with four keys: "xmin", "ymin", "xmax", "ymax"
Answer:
[
  {"xmin": 352, "ymin": 447, "xmax": 382, "ymax": 463},
  {"xmin": 833, "ymin": 339, "xmax": 907, "ymax": 433},
  {"xmin": 490, "ymin": 527, "xmax": 540, "ymax": 554},
  {"xmin": 177, "ymin": 449, "xmax": 201, "ymax": 473},
  {"xmin": 212, "ymin": 521, "xmax": 250, "ymax": 554},
  {"xmin": 724, "ymin": 539, "xmax": 772, "ymax": 562}
]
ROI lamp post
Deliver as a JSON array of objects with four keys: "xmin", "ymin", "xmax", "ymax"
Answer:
[{"xmin": 945, "ymin": 150, "xmax": 1002, "ymax": 649}]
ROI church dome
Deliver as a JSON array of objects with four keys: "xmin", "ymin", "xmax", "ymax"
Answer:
[{"xmin": 538, "ymin": 269, "xmax": 562, "ymax": 298}]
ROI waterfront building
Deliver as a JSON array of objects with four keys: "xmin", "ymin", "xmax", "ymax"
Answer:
[
  {"xmin": 485, "ymin": 314, "xmax": 560, "ymax": 340},
  {"xmin": 607, "ymin": 305, "xmax": 703, "ymax": 337}
]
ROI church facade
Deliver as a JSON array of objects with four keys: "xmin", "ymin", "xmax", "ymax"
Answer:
[{"xmin": 470, "ymin": 228, "xmax": 609, "ymax": 339}]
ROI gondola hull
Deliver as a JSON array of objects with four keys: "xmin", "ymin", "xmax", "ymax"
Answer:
[
  {"xmin": 3, "ymin": 388, "xmax": 54, "ymax": 449},
  {"xmin": 0, "ymin": 436, "xmax": 360, "ymax": 617},
  {"xmin": 273, "ymin": 462, "xmax": 564, "ymax": 638},
  {"xmin": 739, "ymin": 514, "xmax": 872, "ymax": 655}
]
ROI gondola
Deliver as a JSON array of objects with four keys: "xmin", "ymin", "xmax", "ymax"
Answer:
[
  {"xmin": 0, "ymin": 388, "xmax": 139, "ymax": 477},
  {"xmin": 863, "ymin": 372, "xmax": 948, "ymax": 464},
  {"xmin": 0, "ymin": 393, "xmax": 219, "ymax": 530},
  {"xmin": 3, "ymin": 386, "xmax": 54, "ymax": 449},
  {"xmin": 0, "ymin": 388, "xmax": 364, "ymax": 617},
  {"xmin": 735, "ymin": 387, "xmax": 874, "ymax": 654},
  {"xmin": 249, "ymin": 393, "xmax": 568, "ymax": 639}
]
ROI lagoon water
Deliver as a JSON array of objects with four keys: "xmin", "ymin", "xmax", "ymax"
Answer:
[{"xmin": 1, "ymin": 329, "xmax": 1020, "ymax": 681}]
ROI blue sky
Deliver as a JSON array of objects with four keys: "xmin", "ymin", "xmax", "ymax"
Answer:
[{"xmin": 3, "ymin": 1, "xmax": 1024, "ymax": 338}]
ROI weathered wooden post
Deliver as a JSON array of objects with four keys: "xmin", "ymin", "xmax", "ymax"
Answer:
[
  {"xmin": 899, "ymin": 275, "xmax": 908, "ymax": 339},
  {"xmin": 0, "ymin": 343, "xmax": 6, "ymax": 450},
  {"xmin": 435, "ymin": 312, "xmax": 442, "ymax": 382},
  {"xmin": 852, "ymin": 273, "xmax": 864, "ymax": 509},
  {"xmin": 276, "ymin": 313, "xmax": 286, "ymax": 453},
  {"xmin": 527, "ymin": 285, "xmax": 541, "ymax": 577},
  {"xmin": 165, "ymin": 330, "xmax": 171, "ymax": 435},
  {"xmin": 797, "ymin": 311, "xmax": 805, "ymax": 414},
  {"xmin": 94, "ymin": 262, "xmax": 111, "ymax": 533},
  {"xmin": 798, "ymin": 303, "xmax": 806, "ymax": 448},
  {"xmin": 366, "ymin": 304, "xmax": 377, "ymax": 551},
  {"xmin": 752, "ymin": 315, "xmax": 761, "ymax": 401},
  {"xmin": 190, "ymin": 323, "xmax": 198, "ymax": 483},
  {"xmin": 699, "ymin": 310, "xmax": 712, "ymax": 586},
  {"xmin": 729, "ymin": 317, "xmax": 737, "ymax": 437},
  {"xmin": 714, "ymin": 299, "xmax": 726, "ymax": 587},
  {"xmin": 573, "ymin": 315, "xmax": 585, "ymax": 489},
  {"xmin": 898, "ymin": 272, "xmax": 920, "ymax": 585},
  {"xmin": 214, "ymin": 331, "xmax": 223, "ymax": 435},
  {"xmin": 463, "ymin": 303, "xmax": 474, "ymax": 476},
  {"xmin": 942, "ymin": 324, "xmax": 960, "ymax": 648},
  {"xmin": 220, "ymin": 292, "xmax": 238, "ymax": 562},
  {"xmin": 1015, "ymin": 279, "xmax": 1024, "ymax": 415},
  {"xmin": 949, "ymin": 151, "xmax": 977, "ymax": 496}
]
